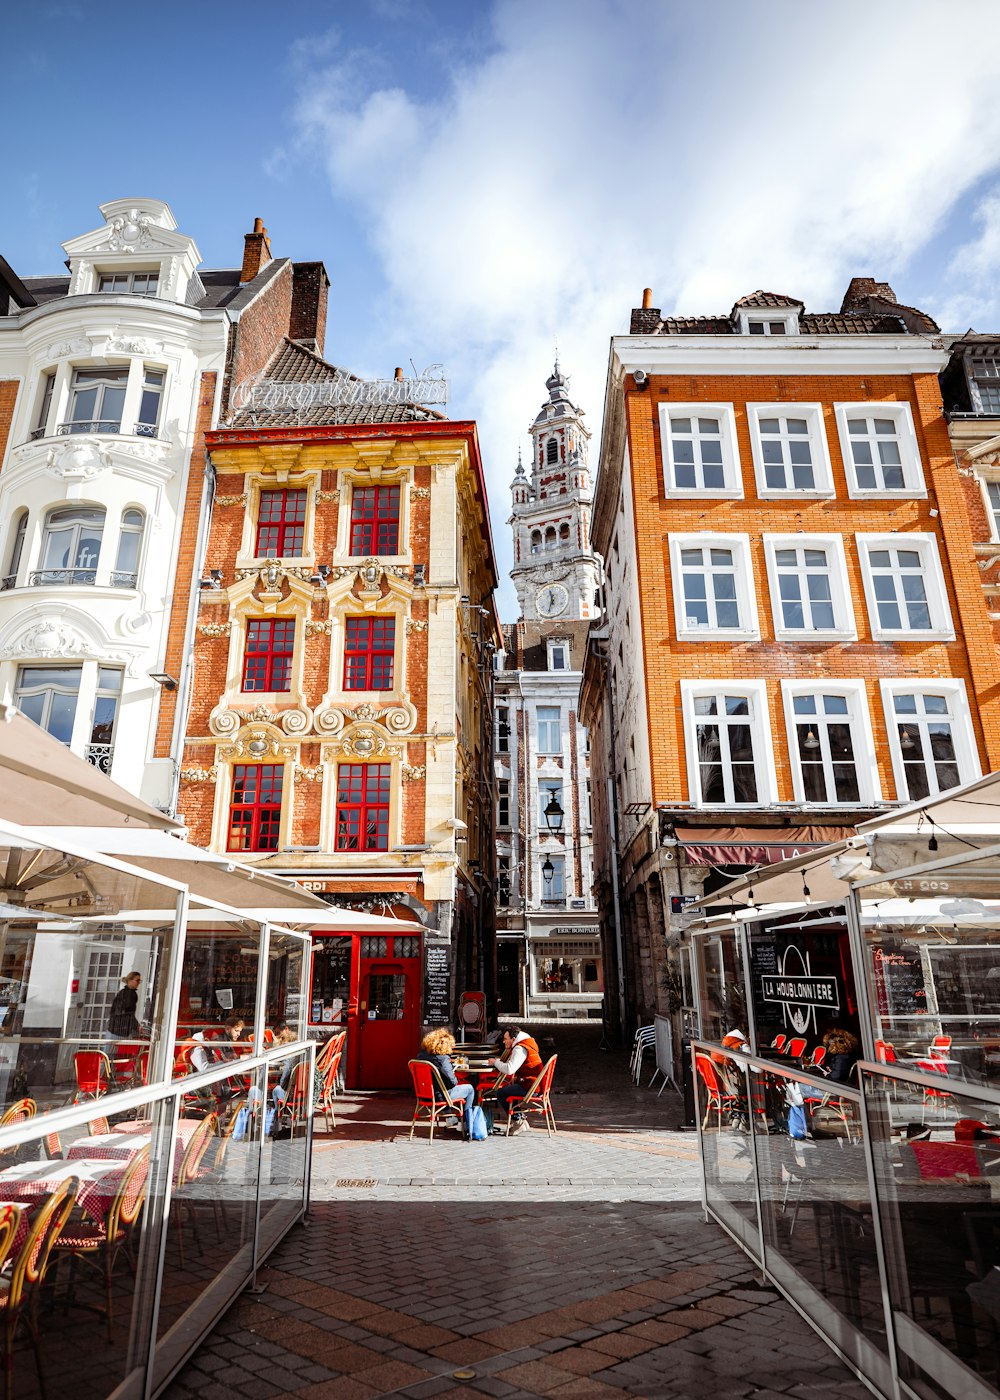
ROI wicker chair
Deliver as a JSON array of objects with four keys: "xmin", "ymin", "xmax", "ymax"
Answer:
[
  {"xmin": 86, "ymin": 1117, "xmax": 110, "ymax": 1138},
  {"xmin": 0, "ymin": 1178, "xmax": 77, "ymax": 1400},
  {"xmin": 501, "ymin": 1056, "xmax": 559, "ymax": 1137},
  {"xmin": 0, "ymin": 1100, "xmax": 36, "ymax": 1165},
  {"xmin": 172, "ymin": 1113, "xmax": 218, "ymax": 1266},
  {"xmin": 407, "ymin": 1061, "xmax": 466, "ymax": 1141},
  {"xmin": 54, "ymin": 1147, "xmax": 150, "ymax": 1341},
  {"xmin": 320, "ymin": 1045, "xmax": 345, "ymax": 1132}
]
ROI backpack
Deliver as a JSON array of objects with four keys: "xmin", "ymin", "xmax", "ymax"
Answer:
[{"xmin": 468, "ymin": 1105, "xmax": 489, "ymax": 1141}]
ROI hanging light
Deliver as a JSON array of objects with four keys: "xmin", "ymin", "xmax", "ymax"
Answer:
[
  {"xmin": 802, "ymin": 875, "xmax": 813, "ymax": 906},
  {"xmin": 802, "ymin": 729, "xmax": 820, "ymax": 750},
  {"xmin": 900, "ymin": 728, "xmax": 915, "ymax": 750},
  {"xmin": 541, "ymin": 857, "xmax": 555, "ymax": 885},
  {"xmin": 543, "ymin": 793, "xmax": 565, "ymax": 833}
]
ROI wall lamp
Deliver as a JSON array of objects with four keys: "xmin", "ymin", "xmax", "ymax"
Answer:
[{"xmin": 149, "ymin": 672, "xmax": 178, "ymax": 691}]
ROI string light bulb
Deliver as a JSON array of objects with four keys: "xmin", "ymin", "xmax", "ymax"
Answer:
[{"xmin": 802, "ymin": 875, "xmax": 813, "ymax": 906}]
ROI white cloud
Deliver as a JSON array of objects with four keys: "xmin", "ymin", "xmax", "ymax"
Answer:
[{"xmin": 285, "ymin": 0, "xmax": 1000, "ymax": 616}]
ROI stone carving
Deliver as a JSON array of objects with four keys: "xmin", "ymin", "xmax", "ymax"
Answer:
[
  {"xmin": 327, "ymin": 559, "xmax": 410, "ymax": 583},
  {"xmin": 100, "ymin": 207, "xmax": 156, "ymax": 252},
  {"xmin": 246, "ymin": 703, "xmax": 277, "ymax": 724},
  {"xmin": 208, "ymin": 706, "xmax": 242, "ymax": 738},
  {"xmin": 47, "ymin": 337, "xmax": 89, "ymax": 360},
  {"xmin": 383, "ymin": 701, "xmax": 417, "ymax": 734},
  {"xmin": 409, "ymin": 486, "xmax": 430, "ymax": 500},
  {"xmin": 7, "ymin": 620, "xmax": 86, "ymax": 659},
  {"xmin": 280, "ymin": 706, "xmax": 312, "ymax": 736},
  {"xmin": 107, "ymin": 336, "xmax": 158, "ymax": 357},
  {"xmin": 180, "ymin": 766, "xmax": 218, "ymax": 783},
  {"xmin": 305, "ymin": 620, "xmax": 332, "ymax": 636},
  {"xmin": 294, "ymin": 765, "xmax": 322, "ymax": 783},
  {"xmin": 322, "ymin": 723, "xmax": 401, "ymax": 762},
  {"xmin": 258, "ymin": 559, "xmax": 283, "ymax": 598},
  {"xmin": 405, "ymin": 619, "xmax": 428, "ymax": 635},
  {"xmin": 216, "ymin": 493, "xmax": 248, "ymax": 508},
  {"xmin": 351, "ymin": 702, "xmax": 381, "ymax": 723},
  {"xmin": 45, "ymin": 438, "xmax": 114, "ymax": 481},
  {"xmin": 401, "ymin": 764, "xmax": 426, "ymax": 782},
  {"xmin": 218, "ymin": 722, "xmax": 295, "ymax": 762},
  {"xmin": 199, "ymin": 622, "xmax": 232, "ymax": 638},
  {"xmin": 315, "ymin": 489, "xmax": 340, "ymax": 504},
  {"xmin": 314, "ymin": 706, "xmax": 345, "ymax": 735},
  {"xmin": 120, "ymin": 611, "xmax": 151, "ymax": 636}
]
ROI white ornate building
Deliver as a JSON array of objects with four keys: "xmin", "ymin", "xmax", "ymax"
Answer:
[
  {"xmin": 495, "ymin": 367, "xmax": 603, "ymax": 1019},
  {"xmin": 0, "ymin": 197, "xmax": 327, "ymax": 808}
]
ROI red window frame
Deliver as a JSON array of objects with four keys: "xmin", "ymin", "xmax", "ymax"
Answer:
[
  {"xmin": 350, "ymin": 485, "xmax": 400, "ymax": 556},
  {"xmin": 255, "ymin": 489, "xmax": 306, "ymax": 558},
  {"xmin": 228, "ymin": 764, "xmax": 283, "ymax": 851},
  {"xmin": 343, "ymin": 617, "xmax": 395, "ymax": 691},
  {"xmin": 335, "ymin": 763, "xmax": 390, "ymax": 851},
  {"xmin": 242, "ymin": 618, "xmax": 295, "ymax": 692}
]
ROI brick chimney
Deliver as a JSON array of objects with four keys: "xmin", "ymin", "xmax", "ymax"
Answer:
[
  {"xmin": 290, "ymin": 261, "xmax": 330, "ymax": 355},
  {"xmin": 841, "ymin": 277, "xmax": 897, "ymax": 313},
  {"xmin": 241, "ymin": 217, "xmax": 272, "ymax": 284}
]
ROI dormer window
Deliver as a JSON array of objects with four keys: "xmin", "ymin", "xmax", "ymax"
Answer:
[
  {"xmin": 735, "ymin": 306, "xmax": 800, "ymax": 336},
  {"xmin": 98, "ymin": 270, "xmax": 159, "ymax": 296}
]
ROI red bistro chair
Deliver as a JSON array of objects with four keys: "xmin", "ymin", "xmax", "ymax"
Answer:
[
  {"xmin": 0, "ymin": 1179, "xmax": 77, "ymax": 1400},
  {"xmin": 320, "ymin": 1045, "xmax": 345, "ymax": 1132},
  {"xmin": 918, "ymin": 1057, "xmax": 953, "ymax": 1122},
  {"xmin": 694, "ymin": 1054, "xmax": 740, "ymax": 1131},
  {"xmin": 807, "ymin": 1046, "xmax": 827, "ymax": 1071},
  {"xmin": 274, "ymin": 1062, "xmax": 313, "ymax": 1133},
  {"xmin": 770, "ymin": 1035, "xmax": 787, "ymax": 1053},
  {"xmin": 875, "ymin": 1039, "xmax": 897, "ymax": 1064},
  {"xmin": 930, "ymin": 1034, "xmax": 953, "ymax": 1055},
  {"xmin": 407, "ymin": 1060, "xmax": 466, "ymax": 1141},
  {"xmin": 503, "ymin": 1056, "xmax": 558, "ymax": 1137},
  {"xmin": 783, "ymin": 1037, "xmax": 807, "ymax": 1059},
  {"xmin": 73, "ymin": 1051, "xmax": 112, "ymax": 1103}
]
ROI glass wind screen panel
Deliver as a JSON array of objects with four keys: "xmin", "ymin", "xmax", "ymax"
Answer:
[
  {"xmin": 695, "ymin": 1051, "xmax": 761, "ymax": 1259},
  {"xmin": 176, "ymin": 930, "xmax": 261, "ymax": 1050},
  {"xmin": 694, "ymin": 931, "xmax": 747, "ymax": 1045},
  {"xmin": 746, "ymin": 912, "xmax": 859, "ymax": 1058},
  {"xmin": 266, "ymin": 932, "xmax": 307, "ymax": 1038},
  {"xmin": 669, "ymin": 417, "xmax": 725, "ymax": 490},
  {"xmin": 310, "ymin": 937, "xmax": 351, "ymax": 1025}
]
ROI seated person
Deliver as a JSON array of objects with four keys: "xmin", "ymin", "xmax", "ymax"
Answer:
[
  {"xmin": 416, "ymin": 1028, "xmax": 475, "ymax": 1130},
  {"xmin": 269, "ymin": 1021, "xmax": 300, "ymax": 1105},
  {"xmin": 189, "ymin": 1015, "xmax": 247, "ymax": 1112},
  {"xmin": 491, "ymin": 1025, "xmax": 543, "ymax": 1135},
  {"xmin": 822, "ymin": 1028, "xmax": 860, "ymax": 1084}
]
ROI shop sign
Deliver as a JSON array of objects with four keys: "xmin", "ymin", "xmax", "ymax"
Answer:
[
  {"xmin": 547, "ymin": 926, "xmax": 598, "ymax": 937},
  {"xmin": 760, "ymin": 944, "xmax": 840, "ymax": 1034}
]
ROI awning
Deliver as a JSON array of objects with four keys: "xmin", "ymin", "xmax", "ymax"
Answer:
[
  {"xmin": 0, "ymin": 706, "xmax": 178, "ymax": 830},
  {"xmin": 675, "ymin": 825, "xmax": 852, "ymax": 866}
]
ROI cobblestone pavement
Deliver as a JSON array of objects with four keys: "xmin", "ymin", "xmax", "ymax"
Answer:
[{"xmin": 164, "ymin": 1028, "xmax": 871, "ymax": 1400}]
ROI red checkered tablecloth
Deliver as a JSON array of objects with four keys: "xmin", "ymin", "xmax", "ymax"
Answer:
[{"xmin": 0, "ymin": 1158, "xmax": 127, "ymax": 1222}]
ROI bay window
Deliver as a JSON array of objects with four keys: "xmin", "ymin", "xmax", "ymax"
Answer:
[{"xmin": 65, "ymin": 367, "xmax": 128, "ymax": 435}]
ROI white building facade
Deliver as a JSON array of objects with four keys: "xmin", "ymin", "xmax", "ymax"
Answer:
[{"xmin": 495, "ymin": 367, "xmax": 603, "ymax": 1020}]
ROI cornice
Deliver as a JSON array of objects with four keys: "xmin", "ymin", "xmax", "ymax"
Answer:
[{"xmin": 610, "ymin": 334, "xmax": 949, "ymax": 377}]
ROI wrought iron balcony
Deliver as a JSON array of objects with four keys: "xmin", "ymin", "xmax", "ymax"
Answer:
[
  {"xmin": 57, "ymin": 420, "xmax": 124, "ymax": 436},
  {"xmin": 29, "ymin": 569, "xmax": 97, "ymax": 587},
  {"xmin": 134, "ymin": 422, "xmax": 159, "ymax": 438},
  {"xmin": 85, "ymin": 744, "xmax": 114, "ymax": 775},
  {"xmin": 110, "ymin": 571, "xmax": 138, "ymax": 589}
]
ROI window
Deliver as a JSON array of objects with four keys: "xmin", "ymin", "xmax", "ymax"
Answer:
[
  {"xmin": 335, "ymin": 763, "xmax": 390, "ymax": 851},
  {"xmin": 496, "ymin": 706, "xmax": 510, "ymax": 754},
  {"xmin": 497, "ymin": 779, "xmax": 510, "ymax": 828},
  {"xmin": 537, "ymin": 706, "xmax": 561, "ymax": 753},
  {"xmin": 682, "ymin": 682, "xmax": 775, "ymax": 806},
  {"xmin": 136, "ymin": 368, "xmax": 164, "ymax": 437},
  {"xmin": 748, "ymin": 320, "xmax": 787, "ymax": 335},
  {"xmin": 669, "ymin": 534, "xmax": 758, "ymax": 640},
  {"xmin": 539, "ymin": 778, "xmax": 564, "ymax": 828},
  {"xmin": 242, "ymin": 618, "xmax": 295, "ymax": 692},
  {"xmin": 3, "ymin": 511, "xmax": 27, "ymax": 590},
  {"xmin": 835, "ymin": 403, "xmax": 924, "ymax": 496},
  {"xmin": 350, "ymin": 485, "xmax": 400, "ymax": 556},
  {"xmin": 659, "ymin": 405, "xmax": 741, "ymax": 497},
  {"xmin": 255, "ymin": 489, "xmax": 306, "ymax": 558},
  {"xmin": 782, "ymin": 684, "xmax": 877, "ymax": 804},
  {"xmin": 66, "ymin": 367, "xmax": 128, "ymax": 435},
  {"xmin": 530, "ymin": 530, "xmax": 542, "ymax": 555},
  {"xmin": 112, "ymin": 509, "xmax": 143, "ymax": 587},
  {"xmin": 881, "ymin": 682, "xmax": 980, "ymax": 801},
  {"xmin": 747, "ymin": 405, "xmax": 833, "ymax": 496},
  {"xmin": 227, "ymin": 764, "xmax": 283, "ymax": 851},
  {"xmin": 969, "ymin": 354, "xmax": 1000, "ymax": 413},
  {"xmin": 762, "ymin": 535, "xmax": 855, "ymax": 639},
  {"xmin": 547, "ymin": 640, "xmax": 568, "ymax": 671},
  {"xmin": 343, "ymin": 617, "xmax": 395, "ymax": 691},
  {"xmin": 34, "ymin": 373, "xmax": 54, "ymax": 438},
  {"xmin": 856, "ymin": 534, "xmax": 952, "ymax": 639},
  {"xmin": 88, "ymin": 667, "xmax": 122, "ymax": 772},
  {"xmin": 983, "ymin": 481, "xmax": 1000, "ymax": 541},
  {"xmin": 37, "ymin": 505, "xmax": 104, "ymax": 584},
  {"xmin": 546, "ymin": 438, "xmax": 559, "ymax": 464},
  {"xmin": 541, "ymin": 854, "xmax": 565, "ymax": 901},
  {"xmin": 497, "ymin": 856, "xmax": 511, "ymax": 905},
  {"xmin": 98, "ymin": 270, "xmax": 159, "ymax": 295},
  {"xmin": 585, "ymin": 778, "xmax": 592, "ymax": 828},
  {"xmin": 14, "ymin": 665, "xmax": 81, "ymax": 743}
]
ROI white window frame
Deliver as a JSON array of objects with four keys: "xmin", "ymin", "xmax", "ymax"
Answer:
[
  {"xmin": 668, "ymin": 534, "xmax": 759, "ymax": 641},
  {"xmin": 780, "ymin": 680, "xmax": 881, "ymax": 806},
  {"xmin": 834, "ymin": 402, "xmax": 925, "ymax": 498},
  {"xmin": 497, "ymin": 779, "xmax": 510, "ymax": 829},
  {"xmin": 879, "ymin": 680, "xmax": 981, "ymax": 802},
  {"xmin": 536, "ymin": 705, "xmax": 562, "ymax": 754},
  {"xmin": 547, "ymin": 638, "xmax": 569, "ymax": 671},
  {"xmin": 680, "ymin": 680, "xmax": 777, "ymax": 807},
  {"xmin": 980, "ymin": 478, "xmax": 1000, "ymax": 542},
  {"xmin": 856, "ymin": 533, "xmax": 953, "ymax": 641},
  {"xmin": 97, "ymin": 269, "xmax": 160, "ymax": 295},
  {"xmin": 747, "ymin": 404, "xmax": 834, "ymax": 498},
  {"xmin": 762, "ymin": 534, "xmax": 856, "ymax": 641},
  {"xmin": 659, "ymin": 403, "xmax": 742, "ymax": 499},
  {"xmin": 738, "ymin": 311, "xmax": 799, "ymax": 336}
]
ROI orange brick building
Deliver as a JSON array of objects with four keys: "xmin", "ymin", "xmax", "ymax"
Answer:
[
  {"xmin": 581, "ymin": 281, "xmax": 1000, "ymax": 1041},
  {"xmin": 177, "ymin": 342, "xmax": 500, "ymax": 1071}
]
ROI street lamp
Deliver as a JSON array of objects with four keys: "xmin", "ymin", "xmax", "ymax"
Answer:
[
  {"xmin": 541, "ymin": 856, "xmax": 555, "ymax": 888},
  {"xmin": 543, "ymin": 793, "xmax": 564, "ymax": 833}
]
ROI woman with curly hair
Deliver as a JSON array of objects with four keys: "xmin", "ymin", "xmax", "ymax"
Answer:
[
  {"xmin": 416, "ymin": 1028, "xmax": 475, "ymax": 1130},
  {"xmin": 822, "ymin": 1028, "xmax": 860, "ymax": 1084}
]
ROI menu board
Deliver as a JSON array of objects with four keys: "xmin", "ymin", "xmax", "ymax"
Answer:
[
  {"xmin": 872, "ymin": 945, "xmax": 927, "ymax": 1017},
  {"xmin": 424, "ymin": 944, "xmax": 452, "ymax": 1025}
]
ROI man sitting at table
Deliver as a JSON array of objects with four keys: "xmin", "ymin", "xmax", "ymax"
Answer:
[
  {"xmin": 491, "ymin": 1025, "xmax": 543, "ymax": 1136},
  {"xmin": 415, "ymin": 1029, "xmax": 475, "ymax": 1134}
]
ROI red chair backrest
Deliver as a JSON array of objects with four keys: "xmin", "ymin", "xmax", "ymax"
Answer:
[
  {"xmin": 810, "ymin": 1046, "xmax": 827, "ymax": 1067},
  {"xmin": 540, "ymin": 1054, "xmax": 558, "ymax": 1097},
  {"xmin": 918, "ymin": 1057, "xmax": 949, "ymax": 1077},
  {"xmin": 324, "ymin": 1048, "xmax": 343, "ymax": 1091},
  {"xmin": 932, "ymin": 1035, "xmax": 952, "ymax": 1050},
  {"xmin": 74, "ymin": 1051, "xmax": 110, "ymax": 1096},
  {"xmin": 408, "ymin": 1059, "xmax": 436, "ymax": 1108},
  {"xmin": 773, "ymin": 1035, "xmax": 787, "ymax": 1051},
  {"xmin": 909, "ymin": 1141, "xmax": 980, "ymax": 1179},
  {"xmin": 786, "ymin": 1038, "xmax": 807, "ymax": 1058},
  {"xmin": 695, "ymin": 1054, "xmax": 721, "ymax": 1096}
]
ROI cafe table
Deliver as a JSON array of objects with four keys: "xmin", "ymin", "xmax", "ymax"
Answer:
[
  {"xmin": 0, "ymin": 1157, "xmax": 128, "ymax": 1223},
  {"xmin": 454, "ymin": 1063, "xmax": 501, "ymax": 1103}
]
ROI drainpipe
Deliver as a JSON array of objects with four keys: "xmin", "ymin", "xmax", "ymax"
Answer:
[{"xmin": 595, "ymin": 631, "xmax": 626, "ymax": 1039}]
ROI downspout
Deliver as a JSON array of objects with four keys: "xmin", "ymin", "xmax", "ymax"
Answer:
[{"xmin": 600, "ymin": 635, "xmax": 627, "ymax": 1039}]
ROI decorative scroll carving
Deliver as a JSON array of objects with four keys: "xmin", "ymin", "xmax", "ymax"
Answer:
[
  {"xmin": 409, "ymin": 486, "xmax": 430, "ymax": 500},
  {"xmin": 246, "ymin": 704, "xmax": 277, "ymax": 724},
  {"xmin": 327, "ymin": 559, "xmax": 410, "ymax": 582},
  {"xmin": 107, "ymin": 336, "xmax": 159, "ymax": 357},
  {"xmin": 305, "ymin": 620, "xmax": 332, "ymax": 637},
  {"xmin": 180, "ymin": 766, "xmax": 218, "ymax": 783},
  {"xmin": 280, "ymin": 706, "xmax": 312, "ymax": 736},
  {"xmin": 351, "ymin": 702, "xmax": 381, "ymax": 723},
  {"xmin": 218, "ymin": 722, "xmax": 295, "ymax": 761},
  {"xmin": 216, "ymin": 493, "xmax": 248, "ymax": 508},
  {"xmin": 199, "ymin": 622, "xmax": 232, "ymax": 638},
  {"xmin": 315, "ymin": 489, "xmax": 340, "ymax": 504},
  {"xmin": 383, "ymin": 701, "xmax": 417, "ymax": 734},
  {"xmin": 401, "ymin": 764, "xmax": 426, "ymax": 782},
  {"xmin": 405, "ymin": 619, "xmax": 428, "ymax": 635},
  {"xmin": 314, "ymin": 706, "xmax": 345, "ymax": 736},
  {"xmin": 294, "ymin": 765, "xmax": 322, "ymax": 782},
  {"xmin": 322, "ymin": 723, "xmax": 402, "ymax": 762},
  {"xmin": 208, "ymin": 706, "xmax": 242, "ymax": 738}
]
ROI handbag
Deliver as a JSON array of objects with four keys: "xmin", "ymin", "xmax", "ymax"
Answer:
[
  {"xmin": 787, "ymin": 1103, "xmax": 809, "ymax": 1140},
  {"xmin": 468, "ymin": 1105, "xmax": 489, "ymax": 1141}
]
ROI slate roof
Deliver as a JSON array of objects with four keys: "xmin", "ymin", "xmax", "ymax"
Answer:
[
  {"xmin": 228, "ymin": 337, "xmax": 446, "ymax": 428},
  {"xmin": 9, "ymin": 259, "xmax": 291, "ymax": 313},
  {"xmin": 631, "ymin": 280, "xmax": 939, "ymax": 337}
]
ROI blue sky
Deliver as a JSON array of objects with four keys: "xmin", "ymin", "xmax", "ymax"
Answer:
[{"xmin": 6, "ymin": 0, "xmax": 1000, "ymax": 617}]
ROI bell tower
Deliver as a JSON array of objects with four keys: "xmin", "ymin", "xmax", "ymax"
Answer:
[{"xmin": 510, "ymin": 362, "xmax": 601, "ymax": 622}]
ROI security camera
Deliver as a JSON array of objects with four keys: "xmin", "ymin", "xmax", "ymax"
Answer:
[{"xmin": 633, "ymin": 369, "xmax": 649, "ymax": 390}]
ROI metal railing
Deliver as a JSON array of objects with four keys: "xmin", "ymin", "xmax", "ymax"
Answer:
[
  {"xmin": 55, "ymin": 421, "xmax": 158, "ymax": 439},
  {"xmin": 29, "ymin": 568, "xmax": 97, "ymax": 586},
  {"xmin": 84, "ymin": 743, "xmax": 114, "ymax": 774},
  {"xmin": 0, "ymin": 575, "xmax": 16, "ymax": 591},
  {"xmin": 109, "ymin": 571, "xmax": 137, "ymax": 589}
]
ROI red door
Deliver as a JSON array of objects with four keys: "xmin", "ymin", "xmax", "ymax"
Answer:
[{"xmin": 356, "ymin": 934, "xmax": 422, "ymax": 1088}]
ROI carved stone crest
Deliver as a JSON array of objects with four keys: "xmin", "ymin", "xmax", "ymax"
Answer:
[
  {"xmin": 323, "ymin": 722, "xmax": 401, "ymax": 762},
  {"xmin": 294, "ymin": 764, "xmax": 322, "ymax": 783},
  {"xmin": 100, "ymin": 207, "xmax": 156, "ymax": 252},
  {"xmin": 315, "ymin": 489, "xmax": 340, "ymax": 504},
  {"xmin": 45, "ymin": 438, "xmax": 114, "ymax": 482},
  {"xmin": 218, "ymin": 722, "xmax": 295, "ymax": 761},
  {"xmin": 199, "ymin": 621, "xmax": 232, "ymax": 639},
  {"xmin": 180, "ymin": 766, "xmax": 218, "ymax": 783},
  {"xmin": 405, "ymin": 619, "xmax": 428, "ymax": 635},
  {"xmin": 401, "ymin": 764, "xmax": 426, "ymax": 782},
  {"xmin": 216, "ymin": 493, "xmax": 248, "ymax": 508},
  {"xmin": 305, "ymin": 620, "xmax": 332, "ymax": 637}
]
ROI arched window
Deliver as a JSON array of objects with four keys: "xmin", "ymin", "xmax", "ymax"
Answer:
[
  {"xmin": 544, "ymin": 527, "xmax": 557, "ymax": 550},
  {"xmin": 113, "ymin": 509, "xmax": 144, "ymax": 588},
  {"xmin": 559, "ymin": 522, "xmax": 570, "ymax": 544},
  {"xmin": 530, "ymin": 530, "xmax": 542, "ymax": 555},
  {"xmin": 3, "ymin": 510, "xmax": 28, "ymax": 590},
  {"xmin": 546, "ymin": 438, "xmax": 559, "ymax": 464},
  {"xmin": 38, "ymin": 505, "xmax": 105, "ymax": 585}
]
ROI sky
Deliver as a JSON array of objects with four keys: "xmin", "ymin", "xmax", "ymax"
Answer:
[{"xmin": 7, "ymin": 0, "xmax": 1000, "ymax": 617}]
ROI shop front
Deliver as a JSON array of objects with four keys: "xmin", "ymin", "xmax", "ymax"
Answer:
[{"xmin": 526, "ymin": 918, "xmax": 603, "ymax": 1019}]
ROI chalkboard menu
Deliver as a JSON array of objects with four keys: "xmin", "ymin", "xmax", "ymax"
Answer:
[
  {"xmin": 872, "ymin": 944, "xmax": 927, "ymax": 1018},
  {"xmin": 424, "ymin": 943, "xmax": 451, "ymax": 1026}
]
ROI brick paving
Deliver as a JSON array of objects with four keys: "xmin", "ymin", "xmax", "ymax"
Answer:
[{"xmin": 163, "ymin": 1027, "xmax": 871, "ymax": 1399}]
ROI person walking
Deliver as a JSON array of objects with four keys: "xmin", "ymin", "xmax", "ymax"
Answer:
[
  {"xmin": 104, "ymin": 971, "xmax": 143, "ymax": 1061},
  {"xmin": 492, "ymin": 1025, "xmax": 543, "ymax": 1135}
]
